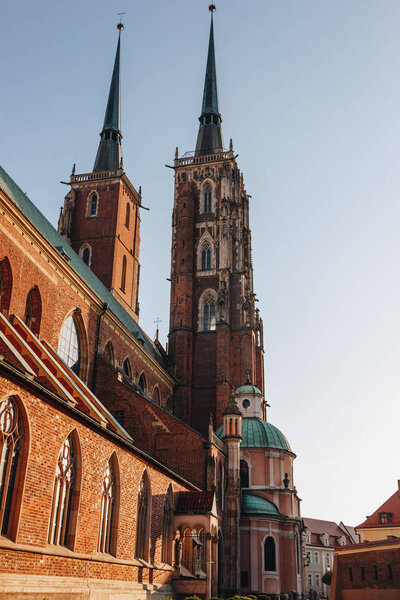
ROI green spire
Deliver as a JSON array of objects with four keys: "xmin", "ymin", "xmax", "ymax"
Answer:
[
  {"xmin": 195, "ymin": 6, "xmax": 224, "ymax": 156},
  {"xmin": 93, "ymin": 24, "xmax": 124, "ymax": 173}
]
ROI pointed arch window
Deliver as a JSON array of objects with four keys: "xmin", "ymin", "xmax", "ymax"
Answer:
[
  {"xmin": 48, "ymin": 434, "xmax": 77, "ymax": 547},
  {"xmin": 104, "ymin": 341, "xmax": 115, "ymax": 366},
  {"xmin": 138, "ymin": 372, "xmax": 147, "ymax": 394},
  {"xmin": 136, "ymin": 471, "xmax": 151, "ymax": 560},
  {"xmin": 125, "ymin": 203, "xmax": 130, "ymax": 229},
  {"xmin": 0, "ymin": 397, "xmax": 24, "ymax": 537},
  {"xmin": 240, "ymin": 459, "xmax": 249, "ymax": 488},
  {"xmin": 201, "ymin": 244, "xmax": 211, "ymax": 270},
  {"xmin": 182, "ymin": 528, "xmax": 193, "ymax": 573},
  {"xmin": 203, "ymin": 297, "xmax": 216, "ymax": 331},
  {"xmin": 98, "ymin": 458, "xmax": 117, "ymax": 554},
  {"xmin": 58, "ymin": 315, "xmax": 81, "ymax": 375},
  {"xmin": 203, "ymin": 184, "xmax": 212, "ymax": 213},
  {"xmin": 161, "ymin": 485, "xmax": 173, "ymax": 564},
  {"xmin": 80, "ymin": 245, "xmax": 91, "ymax": 266},
  {"xmin": 0, "ymin": 257, "xmax": 12, "ymax": 315},
  {"xmin": 264, "ymin": 536, "xmax": 276, "ymax": 571},
  {"xmin": 121, "ymin": 256, "xmax": 127, "ymax": 292},
  {"xmin": 153, "ymin": 386, "xmax": 160, "ymax": 405},
  {"xmin": 217, "ymin": 462, "xmax": 223, "ymax": 508},
  {"xmin": 88, "ymin": 193, "xmax": 98, "ymax": 217},
  {"xmin": 122, "ymin": 358, "xmax": 132, "ymax": 379},
  {"xmin": 24, "ymin": 286, "xmax": 42, "ymax": 336}
]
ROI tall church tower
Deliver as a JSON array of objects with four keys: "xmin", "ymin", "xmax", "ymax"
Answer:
[
  {"xmin": 168, "ymin": 6, "xmax": 264, "ymax": 434},
  {"xmin": 58, "ymin": 24, "xmax": 141, "ymax": 320}
]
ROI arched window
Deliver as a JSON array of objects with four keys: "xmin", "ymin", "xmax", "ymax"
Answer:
[
  {"xmin": 264, "ymin": 536, "xmax": 276, "ymax": 571},
  {"xmin": 136, "ymin": 471, "xmax": 151, "ymax": 560},
  {"xmin": 125, "ymin": 203, "xmax": 130, "ymax": 229},
  {"xmin": 138, "ymin": 372, "xmax": 147, "ymax": 394},
  {"xmin": 153, "ymin": 386, "xmax": 160, "ymax": 405},
  {"xmin": 58, "ymin": 315, "xmax": 81, "ymax": 375},
  {"xmin": 24, "ymin": 286, "xmax": 42, "ymax": 336},
  {"xmin": 80, "ymin": 245, "xmax": 91, "ymax": 266},
  {"xmin": 203, "ymin": 184, "xmax": 212, "ymax": 213},
  {"xmin": 122, "ymin": 358, "xmax": 132, "ymax": 379},
  {"xmin": 98, "ymin": 457, "xmax": 118, "ymax": 554},
  {"xmin": 201, "ymin": 244, "xmax": 211, "ymax": 270},
  {"xmin": 182, "ymin": 528, "xmax": 193, "ymax": 573},
  {"xmin": 240, "ymin": 459, "xmax": 249, "ymax": 488},
  {"xmin": 165, "ymin": 396, "xmax": 172, "ymax": 412},
  {"xmin": 88, "ymin": 193, "xmax": 98, "ymax": 217},
  {"xmin": 0, "ymin": 397, "xmax": 24, "ymax": 537},
  {"xmin": 0, "ymin": 257, "xmax": 12, "ymax": 315},
  {"xmin": 120, "ymin": 256, "xmax": 127, "ymax": 292},
  {"xmin": 48, "ymin": 433, "xmax": 78, "ymax": 547},
  {"xmin": 104, "ymin": 341, "xmax": 115, "ymax": 366},
  {"xmin": 203, "ymin": 296, "xmax": 216, "ymax": 331},
  {"xmin": 161, "ymin": 485, "xmax": 173, "ymax": 564}
]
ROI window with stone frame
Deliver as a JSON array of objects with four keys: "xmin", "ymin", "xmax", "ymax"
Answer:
[
  {"xmin": 264, "ymin": 536, "xmax": 276, "ymax": 571},
  {"xmin": 87, "ymin": 193, "xmax": 98, "ymax": 217},
  {"xmin": 120, "ymin": 256, "xmax": 127, "ymax": 292},
  {"xmin": 203, "ymin": 184, "xmax": 212, "ymax": 213},
  {"xmin": 24, "ymin": 286, "xmax": 42, "ymax": 336},
  {"xmin": 122, "ymin": 358, "xmax": 132, "ymax": 379},
  {"xmin": 104, "ymin": 341, "xmax": 115, "ymax": 366},
  {"xmin": 136, "ymin": 471, "xmax": 151, "ymax": 560},
  {"xmin": 201, "ymin": 243, "xmax": 212, "ymax": 270},
  {"xmin": 58, "ymin": 315, "xmax": 81, "ymax": 375},
  {"xmin": 48, "ymin": 433, "xmax": 77, "ymax": 547},
  {"xmin": 98, "ymin": 457, "xmax": 117, "ymax": 554},
  {"xmin": 80, "ymin": 245, "xmax": 91, "ymax": 266}
]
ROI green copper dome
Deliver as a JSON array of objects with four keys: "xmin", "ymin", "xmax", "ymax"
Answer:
[
  {"xmin": 216, "ymin": 417, "xmax": 291, "ymax": 451},
  {"xmin": 241, "ymin": 493, "xmax": 280, "ymax": 516},
  {"xmin": 235, "ymin": 383, "xmax": 262, "ymax": 395}
]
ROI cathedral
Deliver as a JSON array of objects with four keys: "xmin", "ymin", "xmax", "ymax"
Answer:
[{"xmin": 0, "ymin": 7, "xmax": 305, "ymax": 599}]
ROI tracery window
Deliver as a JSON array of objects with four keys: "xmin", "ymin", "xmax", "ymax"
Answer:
[
  {"xmin": 89, "ymin": 193, "xmax": 98, "ymax": 216},
  {"xmin": 240, "ymin": 459, "xmax": 249, "ymax": 488},
  {"xmin": 0, "ymin": 257, "xmax": 12, "ymax": 315},
  {"xmin": 98, "ymin": 458, "xmax": 117, "ymax": 554},
  {"xmin": 0, "ymin": 397, "xmax": 23, "ymax": 537},
  {"xmin": 203, "ymin": 184, "xmax": 212, "ymax": 213},
  {"xmin": 136, "ymin": 471, "xmax": 151, "ymax": 560},
  {"xmin": 58, "ymin": 315, "xmax": 81, "ymax": 375},
  {"xmin": 264, "ymin": 536, "xmax": 276, "ymax": 571},
  {"xmin": 48, "ymin": 434, "xmax": 76, "ymax": 546},
  {"xmin": 203, "ymin": 298, "xmax": 216, "ymax": 331},
  {"xmin": 121, "ymin": 256, "xmax": 127, "ymax": 292},
  {"xmin": 201, "ymin": 244, "xmax": 211, "ymax": 270},
  {"xmin": 122, "ymin": 358, "xmax": 132, "ymax": 379},
  {"xmin": 24, "ymin": 286, "xmax": 42, "ymax": 336},
  {"xmin": 161, "ymin": 485, "xmax": 173, "ymax": 564}
]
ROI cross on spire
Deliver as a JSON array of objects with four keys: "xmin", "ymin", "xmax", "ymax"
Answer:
[{"xmin": 154, "ymin": 317, "xmax": 162, "ymax": 341}]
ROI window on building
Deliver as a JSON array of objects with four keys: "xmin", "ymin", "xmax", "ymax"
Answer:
[
  {"xmin": 201, "ymin": 244, "xmax": 211, "ymax": 270},
  {"xmin": 323, "ymin": 534, "xmax": 329, "ymax": 546},
  {"xmin": 182, "ymin": 528, "xmax": 193, "ymax": 573},
  {"xmin": 98, "ymin": 457, "xmax": 117, "ymax": 554},
  {"xmin": 48, "ymin": 434, "xmax": 77, "ymax": 547},
  {"xmin": 136, "ymin": 471, "xmax": 151, "ymax": 560},
  {"xmin": 81, "ymin": 246, "xmax": 90, "ymax": 266},
  {"xmin": 24, "ymin": 286, "xmax": 42, "ymax": 336},
  {"xmin": 315, "ymin": 574, "xmax": 320, "ymax": 587},
  {"xmin": 89, "ymin": 194, "xmax": 98, "ymax": 216},
  {"xmin": 203, "ymin": 184, "xmax": 212, "ymax": 212},
  {"xmin": 120, "ymin": 256, "xmax": 127, "ymax": 292},
  {"xmin": 203, "ymin": 299, "xmax": 216, "ymax": 331},
  {"xmin": 0, "ymin": 397, "xmax": 24, "ymax": 537},
  {"xmin": 374, "ymin": 565, "xmax": 378, "ymax": 580},
  {"xmin": 314, "ymin": 551, "xmax": 319, "ymax": 563},
  {"xmin": 361, "ymin": 566, "xmax": 365, "ymax": 581},
  {"xmin": 122, "ymin": 358, "xmax": 131, "ymax": 379},
  {"xmin": 138, "ymin": 372, "xmax": 147, "ymax": 393},
  {"xmin": 217, "ymin": 462, "xmax": 223, "ymax": 508},
  {"xmin": 199, "ymin": 528, "xmax": 206, "ymax": 573},
  {"xmin": 306, "ymin": 551, "xmax": 311, "ymax": 565},
  {"xmin": 104, "ymin": 341, "xmax": 115, "ymax": 366},
  {"xmin": 161, "ymin": 485, "xmax": 173, "ymax": 565},
  {"xmin": 264, "ymin": 536, "xmax": 276, "ymax": 571},
  {"xmin": 307, "ymin": 574, "xmax": 312, "ymax": 587},
  {"xmin": 58, "ymin": 315, "xmax": 81, "ymax": 375},
  {"xmin": 240, "ymin": 459, "xmax": 249, "ymax": 488},
  {"xmin": 379, "ymin": 512, "xmax": 392, "ymax": 524},
  {"xmin": 153, "ymin": 386, "xmax": 160, "ymax": 405},
  {"xmin": 0, "ymin": 257, "xmax": 12, "ymax": 315},
  {"xmin": 349, "ymin": 567, "xmax": 353, "ymax": 581},
  {"xmin": 388, "ymin": 564, "xmax": 393, "ymax": 579},
  {"xmin": 125, "ymin": 203, "xmax": 130, "ymax": 229}
]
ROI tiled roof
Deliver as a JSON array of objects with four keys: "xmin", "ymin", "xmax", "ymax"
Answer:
[
  {"xmin": 357, "ymin": 483, "xmax": 400, "ymax": 529},
  {"xmin": 175, "ymin": 491, "xmax": 214, "ymax": 514},
  {"xmin": 0, "ymin": 166, "xmax": 166, "ymax": 368},
  {"xmin": 303, "ymin": 517, "xmax": 353, "ymax": 548},
  {"xmin": 241, "ymin": 493, "xmax": 280, "ymax": 516},
  {"xmin": 216, "ymin": 417, "xmax": 291, "ymax": 451}
]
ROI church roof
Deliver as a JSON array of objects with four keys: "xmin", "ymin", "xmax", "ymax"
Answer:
[
  {"xmin": 0, "ymin": 165, "xmax": 166, "ymax": 368},
  {"xmin": 216, "ymin": 417, "xmax": 291, "ymax": 451},
  {"xmin": 241, "ymin": 493, "xmax": 280, "ymax": 516},
  {"xmin": 235, "ymin": 383, "xmax": 262, "ymax": 395}
]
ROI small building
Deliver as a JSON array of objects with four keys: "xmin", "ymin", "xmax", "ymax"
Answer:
[{"xmin": 356, "ymin": 480, "xmax": 400, "ymax": 543}]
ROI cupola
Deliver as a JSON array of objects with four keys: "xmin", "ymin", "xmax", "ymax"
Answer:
[
  {"xmin": 235, "ymin": 379, "xmax": 264, "ymax": 419},
  {"xmin": 222, "ymin": 395, "xmax": 242, "ymax": 439}
]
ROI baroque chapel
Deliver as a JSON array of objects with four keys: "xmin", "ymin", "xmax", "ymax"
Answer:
[{"xmin": 0, "ymin": 7, "xmax": 305, "ymax": 600}]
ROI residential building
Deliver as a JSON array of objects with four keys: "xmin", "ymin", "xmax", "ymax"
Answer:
[{"xmin": 356, "ymin": 480, "xmax": 400, "ymax": 543}]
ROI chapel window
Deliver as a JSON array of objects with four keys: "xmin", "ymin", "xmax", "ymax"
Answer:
[
  {"xmin": 240, "ymin": 459, "xmax": 249, "ymax": 488},
  {"xmin": 89, "ymin": 194, "xmax": 98, "ymax": 216},
  {"xmin": 104, "ymin": 341, "xmax": 115, "ymax": 366},
  {"xmin": 57, "ymin": 315, "xmax": 81, "ymax": 375},
  {"xmin": 125, "ymin": 203, "xmax": 130, "ymax": 229},
  {"xmin": 120, "ymin": 256, "xmax": 127, "ymax": 292},
  {"xmin": 138, "ymin": 372, "xmax": 147, "ymax": 394},
  {"xmin": 136, "ymin": 471, "xmax": 151, "ymax": 560},
  {"xmin": 122, "ymin": 358, "xmax": 132, "ymax": 379},
  {"xmin": 81, "ymin": 247, "xmax": 91, "ymax": 266},
  {"xmin": 48, "ymin": 433, "xmax": 77, "ymax": 547},
  {"xmin": 161, "ymin": 485, "xmax": 173, "ymax": 565},
  {"xmin": 0, "ymin": 257, "xmax": 12, "ymax": 315},
  {"xmin": 153, "ymin": 386, "xmax": 160, "ymax": 405},
  {"xmin": 24, "ymin": 286, "xmax": 42, "ymax": 336},
  {"xmin": 201, "ymin": 244, "xmax": 211, "ymax": 270},
  {"xmin": 203, "ymin": 185, "xmax": 212, "ymax": 213},
  {"xmin": 98, "ymin": 457, "xmax": 117, "ymax": 554},
  {"xmin": 203, "ymin": 296, "xmax": 216, "ymax": 331},
  {"xmin": 0, "ymin": 397, "xmax": 24, "ymax": 537},
  {"xmin": 199, "ymin": 528, "xmax": 207, "ymax": 572},
  {"xmin": 264, "ymin": 536, "xmax": 276, "ymax": 571}
]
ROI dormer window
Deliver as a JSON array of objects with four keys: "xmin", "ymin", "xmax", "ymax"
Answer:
[{"xmin": 379, "ymin": 512, "xmax": 392, "ymax": 524}]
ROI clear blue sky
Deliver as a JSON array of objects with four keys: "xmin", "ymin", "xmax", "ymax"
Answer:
[{"xmin": 1, "ymin": 0, "xmax": 400, "ymax": 526}]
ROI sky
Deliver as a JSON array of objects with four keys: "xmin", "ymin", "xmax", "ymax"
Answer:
[{"xmin": 1, "ymin": 0, "xmax": 400, "ymax": 527}]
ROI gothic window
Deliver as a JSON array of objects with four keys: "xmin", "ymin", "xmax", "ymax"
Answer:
[
  {"xmin": 125, "ymin": 203, "xmax": 130, "ymax": 229},
  {"xmin": 240, "ymin": 459, "xmax": 249, "ymax": 488},
  {"xmin": 58, "ymin": 315, "xmax": 81, "ymax": 375},
  {"xmin": 264, "ymin": 536, "xmax": 276, "ymax": 571},
  {"xmin": 79, "ymin": 245, "xmax": 91, "ymax": 266},
  {"xmin": 122, "ymin": 358, "xmax": 132, "ymax": 379},
  {"xmin": 0, "ymin": 397, "xmax": 24, "ymax": 537},
  {"xmin": 98, "ymin": 457, "xmax": 118, "ymax": 554},
  {"xmin": 165, "ymin": 396, "xmax": 172, "ymax": 412},
  {"xmin": 24, "ymin": 286, "xmax": 42, "ymax": 336},
  {"xmin": 120, "ymin": 256, "xmax": 127, "ymax": 292},
  {"xmin": 161, "ymin": 485, "xmax": 173, "ymax": 564},
  {"xmin": 204, "ymin": 300, "xmax": 216, "ymax": 331},
  {"xmin": 201, "ymin": 244, "xmax": 211, "ymax": 270},
  {"xmin": 138, "ymin": 372, "xmax": 147, "ymax": 394},
  {"xmin": 182, "ymin": 528, "xmax": 193, "ymax": 573},
  {"xmin": 153, "ymin": 386, "xmax": 160, "ymax": 405},
  {"xmin": 0, "ymin": 257, "xmax": 12, "ymax": 315},
  {"xmin": 48, "ymin": 433, "xmax": 77, "ymax": 547},
  {"xmin": 136, "ymin": 471, "xmax": 151, "ymax": 560},
  {"xmin": 199, "ymin": 528, "xmax": 206, "ymax": 573},
  {"xmin": 88, "ymin": 193, "xmax": 98, "ymax": 217},
  {"xmin": 104, "ymin": 341, "xmax": 115, "ymax": 366},
  {"xmin": 203, "ymin": 185, "xmax": 212, "ymax": 213}
]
